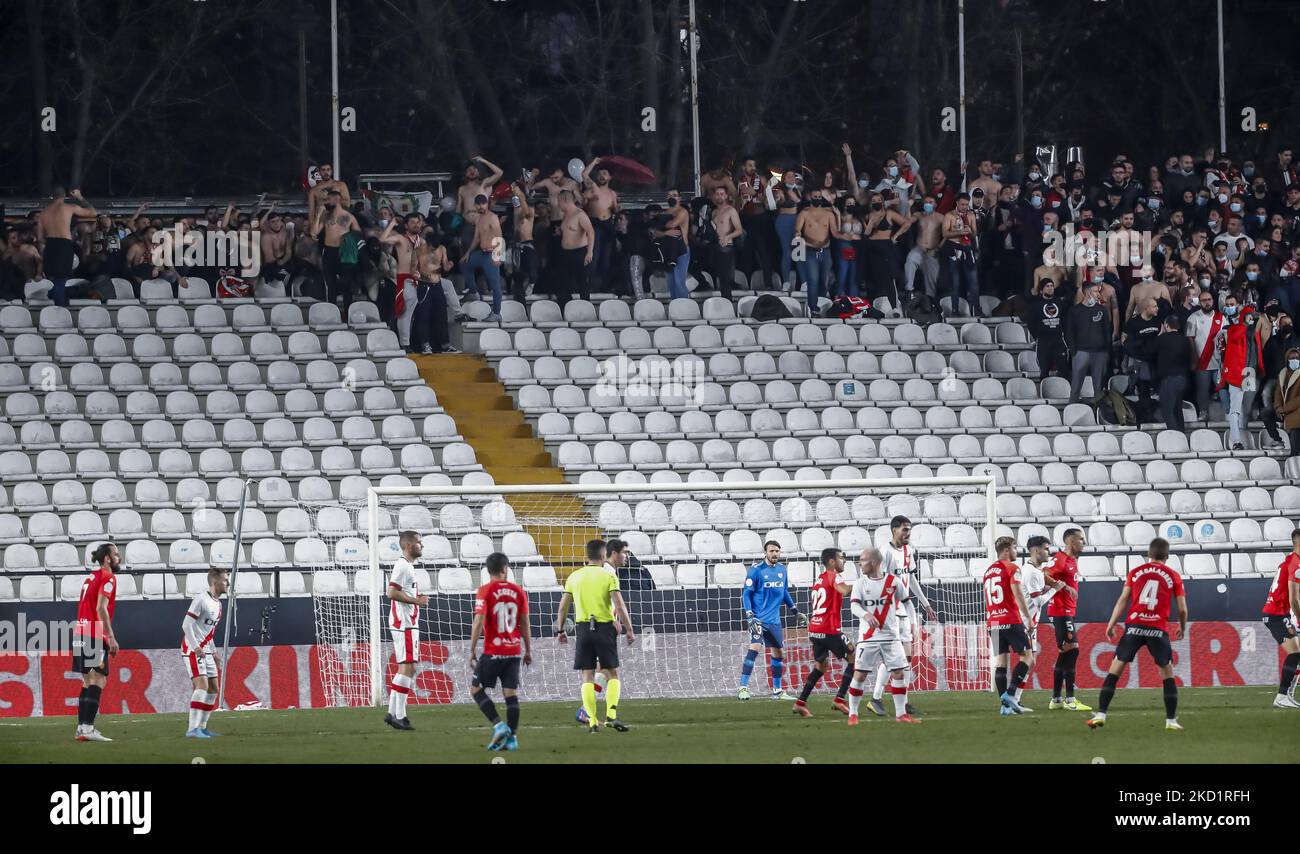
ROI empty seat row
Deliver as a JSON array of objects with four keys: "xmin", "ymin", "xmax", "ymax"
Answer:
[
  {"xmin": 479, "ymin": 317, "xmax": 1029, "ymax": 357},
  {"xmin": 3, "ymin": 328, "xmax": 403, "ymax": 364},
  {"xmin": 0, "ymin": 301, "xmax": 381, "ymax": 337},
  {"xmin": 0, "ymin": 357, "xmax": 421, "ymax": 394},
  {"xmin": 3, "ymin": 384, "xmax": 438, "ymax": 422},
  {"xmin": 0, "ymin": 442, "xmax": 475, "ymax": 483}
]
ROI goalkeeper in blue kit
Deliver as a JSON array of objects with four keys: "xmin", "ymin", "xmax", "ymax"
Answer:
[{"xmin": 738, "ymin": 540, "xmax": 807, "ymax": 700}]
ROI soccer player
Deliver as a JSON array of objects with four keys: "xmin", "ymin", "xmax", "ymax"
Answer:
[
  {"xmin": 1261, "ymin": 529, "xmax": 1300, "ymax": 709},
  {"xmin": 793, "ymin": 548, "xmax": 855, "ymax": 717},
  {"xmin": 469, "ymin": 553, "xmax": 533, "ymax": 750},
  {"xmin": 1087, "ymin": 538, "xmax": 1188, "ymax": 731},
  {"xmin": 738, "ymin": 540, "xmax": 807, "ymax": 701},
  {"xmin": 1015, "ymin": 536, "xmax": 1065, "ymax": 706},
  {"xmin": 846, "ymin": 548, "xmax": 920, "ymax": 725},
  {"xmin": 73, "ymin": 543, "xmax": 120, "ymax": 742},
  {"xmin": 1046, "ymin": 528, "xmax": 1091, "ymax": 710},
  {"xmin": 555, "ymin": 539, "xmax": 636, "ymax": 733},
  {"xmin": 182, "ymin": 567, "xmax": 229, "ymax": 738},
  {"xmin": 871, "ymin": 516, "xmax": 936, "ymax": 717},
  {"xmin": 385, "ymin": 530, "xmax": 429, "ymax": 731},
  {"xmin": 984, "ymin": 536, "xmax": 1035, "ymax": 715}
]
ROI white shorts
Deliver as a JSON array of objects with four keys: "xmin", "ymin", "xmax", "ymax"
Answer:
[
  {"xmin": 391, "ymin": 627, "xmax": 419, "ymax": 664},
  {"xmin": 895, "ymin": 610, "xmax": 914, "ymax": 644},
  {"xmin": 855, "ymin": 639, "xmax": 908, "ymax": 673},
  {"xmin": 184, "ymin": 650, "xmax": 218, "ymax": 679}
]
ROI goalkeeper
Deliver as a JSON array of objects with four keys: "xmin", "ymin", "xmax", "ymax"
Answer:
[{"xmin": 737, "ymin": 540, "xmax": 807, "ymax": 701}]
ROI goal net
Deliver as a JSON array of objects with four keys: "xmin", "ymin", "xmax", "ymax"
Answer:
[{"xmin": 302, "ymin": 477, "xmax": 999, "ymax": 708}]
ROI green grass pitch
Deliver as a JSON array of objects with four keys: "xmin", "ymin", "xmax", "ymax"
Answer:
[{"xmin": 2, "ymin": 687, "xmax": 1296, "ymax": 763}]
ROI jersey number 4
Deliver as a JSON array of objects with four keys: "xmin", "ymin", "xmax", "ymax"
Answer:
[{"xmin": 1136, "ymin": 579, "xmax": 1161, "ymax": 611}]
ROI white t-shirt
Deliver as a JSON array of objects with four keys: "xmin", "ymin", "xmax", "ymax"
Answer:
[
  {"xmin": 851, "ymin": 573, "xmax": 903, "ymax": 643},
  {"xmin": 389, "ymin": 557, "xmax": 419, "ymax": 630}
]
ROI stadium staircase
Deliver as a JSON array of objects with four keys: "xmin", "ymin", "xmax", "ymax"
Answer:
[{"xmin": 414, "ymin": 353, "xmax": 596, "ymax": 578}]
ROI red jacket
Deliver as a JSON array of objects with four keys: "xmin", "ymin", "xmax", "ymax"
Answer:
[{"xmin": 1217, "ymin": 308, "xmax": 1264, "ymax": 390}]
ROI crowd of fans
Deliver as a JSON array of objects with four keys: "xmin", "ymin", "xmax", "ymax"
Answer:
[{"xmin": 4, "ymin": 143, "xmax": 1300, "ymax": 453}]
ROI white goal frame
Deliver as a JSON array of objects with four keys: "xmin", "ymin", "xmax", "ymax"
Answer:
[{"xmin": 360, "ymin": 476, "xmax": 998, "ymax": 706}]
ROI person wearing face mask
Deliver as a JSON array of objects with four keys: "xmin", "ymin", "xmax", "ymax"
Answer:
[
  {"xmin": 942, "ymin": 193, "xmax": 982, "ymax": 316},
  {"xmin": 905, "ymin": 195, "xmax": 944, "ymax": 298},
  {"xmin": 1067, "ymin": 282, "xmax": 1113, "ymax": 405},
  {"xmin": 862, "ymin": 192, "xmax": 912, "ymax": 308},
  {"xmin": 1026, "ymin": 278, "xmax": 1070, "ymax": 382},
  {"xmin": 1075, "ymin": 266, "xmax": 1120, "ymax": 343},
  {"xmin": 1155, "ymin": 315, "xmax": 1193, "ymax": 430},
  {"xmin": 1123, "ymin": 297, "xmax": 1164, "ymax": 419},
  {"xmin": 654, "ymin": 188, "xmax": 692, "ymax": 299},
  {"xmin": 1185, "ymin": 289, "xmax": 1226, "ymax": 421},
  {"xmin": 1217, "ymin": 298, "xmax": 1264, "ymax": 451},
  {"xmin": 1126, "ymin": 265, "xmax": 1172, "ymax": 324},
  {"xmin": 874, "ymin": 154, "xmax": 916, "ymax": 211},
  {"xmin": 1260, "ymin": 309, "xmax": 1296, "ymax": 447},
  {"xmin": 1271, "ymin": 346, "xmax": 1300, "ymax": 456}
]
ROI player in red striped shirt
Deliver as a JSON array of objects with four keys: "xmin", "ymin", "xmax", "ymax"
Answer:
[
  {"xmin": 983, "ymin": 536, "xmax": 1035, "ymax": 715},
  {"xmin": 793, "ymin": 548, "xmax": 856, "ymax": 717},
  {"xmin": 73, "ymin": 543, "xmax": 121, "ymax": 743},
  {"xmin": 1262, "ymin": 529, "xmax": 1300, "ymax": 709},
  {"xmin": 181, "ymin": 568, "xmax": 229, "ymax": 738},
  {"xmin": 1045, "ymin": 528, "xmax": 1090, "ymax": 711},
  {"xmin": 1088, "ymin": 538, "xmax": 1189, "ymax": 731},
  {"xmin": 469, "ymin": 552, "xmax": 532, "ymax": 751}
]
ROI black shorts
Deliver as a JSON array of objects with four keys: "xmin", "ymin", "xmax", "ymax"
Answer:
[
  {"xmin": 73, "ymin": 639, "xmax": 110, "ymax": 676},
  {"xmin": 472, "ymin": 655, "xmax": 522, "ymax": 690},
  {"xmin": 1114, "ymin": 626, "xmax": 1173, "ymax": 666},
  {"xmin": 992, "ymin": 624, "xmax": 1029, "ymax": 655},
  {"xmin": 44, "ymin": 236, "xmax": 75, "ymax": 279},
  {"xmin": 1052, "ymin": 616, "xmax": 1077, "ymax": 648},
  {"xmin": 1263, "ymin": 614, "xmax": 1298, "ymax": 646},
  {"xmin": 573, "ymin": 621, "xmax": 619, "ymax": 671},
  {"xmin": 809, "ymin": 633, "xmax": 851, "ymax": 663}
]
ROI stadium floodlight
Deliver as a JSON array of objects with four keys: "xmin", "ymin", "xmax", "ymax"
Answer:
[{"xmin": 302, "ymin": 476, "xmax": 999, "ymax": 708}]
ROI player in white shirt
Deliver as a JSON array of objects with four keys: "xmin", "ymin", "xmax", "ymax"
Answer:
[
  {"xmin": 870, "ymin": 515, "xmax": 937, "ymax": 717},
  {"xmin": 1014, "ymin": 535, "xmax": 1066, "ymax": 706},
  {"xmin": 846, "ymin": 548, "xmax": 921, "ymax": 725},
  {"xmin": 182, "ymin": 568, "xmax": 229, "ymax": 738},
  {"xmin": 386, "ymin": 530, "xmax": 429, "ymax": 731}
]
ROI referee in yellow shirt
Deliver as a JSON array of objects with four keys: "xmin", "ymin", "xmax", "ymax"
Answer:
[{"xmin": 555, "ymin": 539, "xmax": 636, "ymax": 733}]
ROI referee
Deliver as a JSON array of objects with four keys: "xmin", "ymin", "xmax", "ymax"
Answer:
[{"xmin": 555, "ymin": 539, "xmax": 636, "ymax": 733}]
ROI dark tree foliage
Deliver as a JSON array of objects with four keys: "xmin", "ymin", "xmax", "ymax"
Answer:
[{"xmin": 0, "ymin": 0, "xmax": 1296, "ymax": 196}]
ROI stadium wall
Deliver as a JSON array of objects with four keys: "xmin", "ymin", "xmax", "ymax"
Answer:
[{"xmin": 0, "ymin": 578, "xmax": 1285, "ymax": 716}]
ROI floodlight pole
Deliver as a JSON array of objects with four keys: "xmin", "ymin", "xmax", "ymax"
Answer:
[
  {"xmin": 1216, "ymin": 0, "xmax": 1226, "ymax": 154},
  {"xmin": 688, "ymin": 0, "xmax": 702, "ymax": 198},
  {"xmin": 958, "ymin": 0, "xmax": 967, "ymax": 168},
  {"xmin": 331, "ymin": 0, "xmax": 341, "ymax": 176}
]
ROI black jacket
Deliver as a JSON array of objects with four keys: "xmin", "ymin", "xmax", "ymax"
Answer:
[{"xmin": 1066, "ymin": 300, "xmax": 1111, "ymax": 353}]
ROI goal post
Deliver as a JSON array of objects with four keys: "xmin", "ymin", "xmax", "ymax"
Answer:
[{"xmin": 304, "ymin": 475, "xmax": 999, "ymax": 709}]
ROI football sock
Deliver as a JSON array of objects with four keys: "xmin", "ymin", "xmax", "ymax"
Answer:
[
  {"xmin": 391, "ymin": 673, "xmax": 413, "ymax": 718},
  {"xmin": 890, "ymin": 676, "xmax": 908, "ymax": 717},
  {"xmin": 80, "ymin": 685, "xmax": 101, "ymax": 727},
  {"xmin": 872, "ymin": 663, "xmax": 888, "ymax": 700},
  {"xmin": 472, "ymin": 688, "xmax": 499, "ymax": 724},
  {"xmin": 1098, "ymin": 673, "xmax": 1119, "ymax": 713},
  {"xmin": 994, "ymin": 666, "xmax": 1008, "ymax": 697},
  {"xmin": 581, "ymin": 682, "xmax": 598, "ymax": 723},
  {"xmin": 770, "ymin": 657, "xmax": 784, "ymax": 692},
  {"xmin": 1061, "ymin": 648, "xmax": 1079, "ymax": 698},
  {"xmin": 1162, "ymin": 677, "xmax": 1178, "ymax": 719},
  {"xmin": 1014, "ymin": 686, "xmax": 1024, "ymax": 703},
  {"xmin": 504, "ymin": 695, "xmax": 520, "ymax": 732},
  {"xmin": 1280, "ymin": 652, "xmax": 1299, "ymax": 697},
  {"xmin": 837, "ymin": 666, "xmax": 854, "ymax": 699},
  {"xmin": 739, "ymin": 649, "xmax": 758, "ymax": 687},
  {"xmin": 1052, "ymin": 662, "xmax": 1064, "ymax": 700},
  {"xmin": 604, "ymin": 678, "xmax": 621, "ymax": 719},
  {"xmin": 188, "ymin": 689, "xmax": 206, "ymax": 730},
  {"xmin": 199, "ymin": 692, "xmax": 216, "ymax": 729},
  {"xmin": 848, "ymin": 673, "xmax": 867, "ymax": 716},
  {"xmin": 1009, "ymin": 661, "xmax": 1029, "ymax": 694},
  {"xmin": 798, "ymin": 666, "xmax": 821, "ymax": 703}
]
